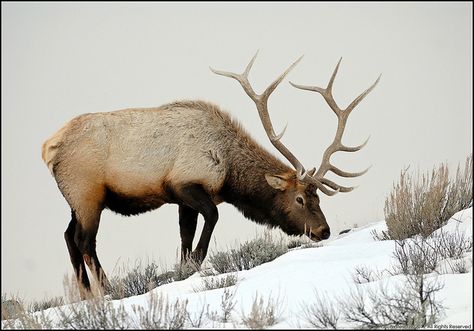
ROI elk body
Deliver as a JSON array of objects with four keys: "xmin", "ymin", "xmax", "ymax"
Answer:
[{"xmin": 42, "ymin": 53, "xmax": 379, "ymax": 298}]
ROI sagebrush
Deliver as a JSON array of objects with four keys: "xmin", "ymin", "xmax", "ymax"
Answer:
[
  {"xmin": 304, "ymin": 237, "xmax": 448, "ymax": 329},
  {"xmin": 377, "ymin": 155, "xmax": 472, "ymax": 240},
  {"xmin": 108, "ymin": 260, "xmax": 174, "ymax": 300},
  {"xmin": 241, "ymin": 293, "xmax": 281, "ymax": 329},
  {"xmin": 208, "ymin": 232, "xmax": 288, "ymax": 274}
]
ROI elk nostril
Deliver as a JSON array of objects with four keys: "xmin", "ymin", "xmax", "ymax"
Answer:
[{"xmin": 321, "ymin": 228, "xmax": 330, "ymax": 240}]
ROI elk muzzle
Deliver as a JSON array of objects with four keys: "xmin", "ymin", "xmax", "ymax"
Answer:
[{"xmin": 309, "ymin": 225, "xmax": 331, "ymax": 241}]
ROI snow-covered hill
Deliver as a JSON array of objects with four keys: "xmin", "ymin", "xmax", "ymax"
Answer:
[{"xmin": 4, "ymin": 208, "xmax": 472, "ymax": 328}]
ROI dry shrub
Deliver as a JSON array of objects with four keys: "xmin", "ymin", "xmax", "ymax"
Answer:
[
  {"xmin": 132, "ymin": 292, "xmax": 189, "ymax": 329},
  {"xmin": 287, "ymin": 236, "xmax": 321, "ymax": 250},
  {"xmin": 301, "ymin": 292, "xmax": 339, "ymax": 329},
  {"xmin": 391, "ymin": 228, "xmax": 472, "ymax": 276},
  {"xmin": 172, "ymin": 259, "xmax": 201, "ymax": 281},
  {"xmin": 108, "ymin": 260, "xmax": 174, "ymax": 300},
  {"xmin": 193, "ymin": 273, "xmax": 238, "ymax": 292},
  {"xmin": 220, "ymin": 288, "xmax": 237, "ymax": 323},
  {"xmin": 345, "ymin": 237, "xmax": 447, "ymax": 328},
  {"xmin": 27, "ymin": 296, "xmax": 64, "ymax": 313},
  {"xmin": 431, "ymin": 228, "xmax": 473, "ymax": 260},
  {"xmin": 352, "ymin": 265, "xmax": 387, "ymax": 284},
  {"xmin": 203, "ymin": 287, "xmax": 238, "ymax": 324},
  {"xmin": 304, "ymin": 225, "xmax": 457, "ymax": 329},
  {"xmin": 339, "ymin": 275, "xmax": 444, "ymax": 329},
  {"xmin": 1, "ymin": 294, "xmax": 52, "ymax": 329},
  {"xmin": 382, "ymin": 155, "xmax": 472, "ymax": 240},
  {"xmin": 2, "ymin": 294, "xmax": 25, "ymax": 321},
  {"xmin": 305, "ymin": 251, "xmax": 445, "ymax": 329},
  {"xmin": 209, "ymin": 231, "xmax": 288, "ymax": 274},
  {"xmin": 55, "ymin": 297, "xmax": 130, "ymax": 329},
  {"xmin": 241, "ymin": 293, "xmax": 281, "ymax": 329}
]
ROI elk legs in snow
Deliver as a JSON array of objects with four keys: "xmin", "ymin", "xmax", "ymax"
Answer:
[
  {"xmin": 175, "ymin": 183, "xmax": 218, "ymax": 264},
  {"xmin": 64, "ymin": 209, "xmax": 109, "ymax": 299}
]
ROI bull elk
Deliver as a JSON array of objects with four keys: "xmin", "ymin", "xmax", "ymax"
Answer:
[{"xmin": 42, "ymin": 53, "xmax": 379, "ymax": 298}]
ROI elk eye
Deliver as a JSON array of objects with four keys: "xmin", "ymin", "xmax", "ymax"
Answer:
[{"xmin": 296, "ymin": 196, "xmax": 304, "ymax": 206}]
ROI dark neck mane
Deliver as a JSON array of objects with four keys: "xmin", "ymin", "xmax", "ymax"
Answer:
[{"xmin": 220, "ymin": 132, "xmax": 292, "ymax": 229}]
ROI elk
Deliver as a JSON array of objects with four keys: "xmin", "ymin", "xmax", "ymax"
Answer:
[{"xmin": 42, "ymin": 53, "xmax": 379, "ymax": 298}]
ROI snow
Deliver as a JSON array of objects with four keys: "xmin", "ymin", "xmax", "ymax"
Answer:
[{"xmin": 4, "ymin": 208, "xmax": 472, "ymax": 328}]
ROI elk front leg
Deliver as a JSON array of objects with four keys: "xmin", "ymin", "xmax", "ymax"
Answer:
[
  {"xmin": 174, "ymin": 183, "xmax": 218, "ymax": 265},
  {"xmin": 178, "ymin": 205, "xmax": 198, "ymax": 262}
]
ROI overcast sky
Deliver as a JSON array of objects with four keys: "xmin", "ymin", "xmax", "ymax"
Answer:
[{"xmin": 1, "ymin": 2, "xmax": 472, "ymax": 301}]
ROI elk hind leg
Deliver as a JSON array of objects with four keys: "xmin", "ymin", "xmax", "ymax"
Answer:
[
  {"xmin": 81, "ymin": 234, "xmax": 110, "ymax": 296},
  {"xmin": 66, "ymin": 186, "xmax": 110, "ymax": 297},
  {"xmin": 74, "ymin": 208, "xmax": 110, "ymax": 296},
  {"xmin": 64, "ymin": 210, "xmax": 92, "ymax": 300}
]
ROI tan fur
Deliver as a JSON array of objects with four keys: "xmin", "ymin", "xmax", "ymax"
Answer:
[
  {"xmin": 43, "ymin": 101, "xmax": 255, "ymax": 215},
  {"xmin": 42, "ymin": 121, "xmax": 70, "ymax": 174}
]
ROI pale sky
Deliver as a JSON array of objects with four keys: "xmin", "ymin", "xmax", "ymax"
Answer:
[{"xmin": 1, "ymin": 2, "xmax": 472, "ymax": 301}]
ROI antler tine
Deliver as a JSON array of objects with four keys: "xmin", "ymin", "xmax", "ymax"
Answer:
[
  {"xmin": 210, "ymin": 51, "xmax": 259, "ymax": 104},
  {"xmin": 262, "ymin": 55, "xmax": 304, "ymax": 102},
  {"xmin": 243, "ymin": 51, "xmax": 259, "ymax": 77},
  {"xmin": 320, "ymin": 178, "xmax": 356, "ymax": 193},
  {"xmin": 290, "ymin": 58, "xmax": 379, "ymax": 195},
  {"xmin": 290, "ymin": 58, "xmax": 343, "ymax": 116},
  {"xmin": 340, "ymin": 135, "xmax": 370, "ymax": 152},
  {"xmin": 330, "ymin": 164, "xmax": 372, "ymax": 178},
  {"xmin": 327, "ymin": 58, "xmax": 342, "ymax": 93},
  {"xmin": 305, "ymin": 176, "xmax": 340, "ymax": 196},
  {"xmin": 345, "ymin": 74, "xmax": 381, "ymax": 115},
  {"xmin": 211, "ymin": 52, "xmax": 307, "ymax": 178}
]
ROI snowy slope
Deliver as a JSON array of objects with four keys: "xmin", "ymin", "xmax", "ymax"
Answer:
[
  {"xmin": 115, "ymin": 207, "xmax": 472, "ymax": 328},
  {"xmin": 5, "ymin": 208, "xmax": 472, "ymax": 328}
]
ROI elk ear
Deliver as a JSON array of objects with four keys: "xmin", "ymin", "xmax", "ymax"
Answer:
[{"xmin": 265, "ymin": 174, "xmax": 291, "ymax": 191}]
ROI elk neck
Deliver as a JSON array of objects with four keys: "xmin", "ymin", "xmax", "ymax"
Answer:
[{"xmin": 220, "ymin": 137, "xmax": 293, "ymax": 228}]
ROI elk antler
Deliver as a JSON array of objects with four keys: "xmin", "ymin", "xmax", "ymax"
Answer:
[
  {"xmin": 290, "ymin": 58, "xmax": 381, "ymax": 195},
  {"xmin": 210, "ymin": 52, "xmax": 321, "ymax": 188}
]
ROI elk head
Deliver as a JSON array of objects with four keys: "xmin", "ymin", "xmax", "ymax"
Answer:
[{"xmin": 211, "ymin": 52, "xmax": 380, "ymax": 241}]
